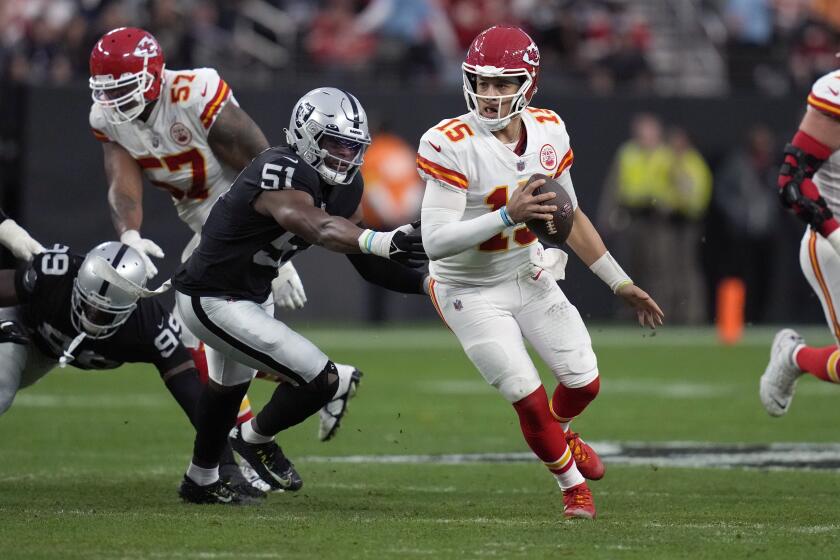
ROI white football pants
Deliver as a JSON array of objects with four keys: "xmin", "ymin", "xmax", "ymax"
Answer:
[
  {"xmin": 175, "ymin": 291, "xmax": 328, "ymax": 387},
  {"xmin": 800, "ymin": 228, "xmax": 840, "ymax": 344},
  {"xmin": 429, "ymin": 263, "xmax": 598, "ymax": 403},
  {"xmin": 0, "ymin": 309, "xmax": 56, "ymax": 416}
]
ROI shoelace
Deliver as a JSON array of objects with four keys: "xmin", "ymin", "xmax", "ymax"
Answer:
[
  {"xmin": 567, "ymin": 488, "xmax": 592, "ymax": 506},
  {"xmin": 566, "ymin": 432, "xmax": 590, "ymax": 463}
]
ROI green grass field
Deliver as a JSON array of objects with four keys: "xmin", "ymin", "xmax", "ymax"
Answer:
[{"xmin": 1, "ymin": 325, "xmax": 839, "ymax": 559}]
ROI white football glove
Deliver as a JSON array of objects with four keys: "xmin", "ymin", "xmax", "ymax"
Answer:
[
  {"xmin": 0, "ymin": 219, "xmax": 45, "ymax": 261},
  {"xmin": 272, "ymin": 261, "xmax": 307, "ymax": 310},
  {"xmin": 529, "ymin": 242, "xmax": 568, "ymax": 280},
  {"xmin": 120, "ymin": 229, "xmax": 164, "ymax": 279}
]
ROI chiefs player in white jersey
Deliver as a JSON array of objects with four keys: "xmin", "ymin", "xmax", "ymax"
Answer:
[
  {"xmin": 87, "ymin": 28, "xmax": 356, "ymax": 486},
  {"xmin": 418, "ymin": 26, "xmax": 663, "ymax": 519},
  {"xmin": 761, "ymin": 69, "xmax": 840, "ymax": 415}
]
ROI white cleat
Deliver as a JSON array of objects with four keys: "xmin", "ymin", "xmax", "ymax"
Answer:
[
  {"xmin": 318, "ymin": 364, "xmax": 362, "ymax": 441},
  {"xmin": 760, "ymin": 329, "xmax": 804, "ymax": 417}
]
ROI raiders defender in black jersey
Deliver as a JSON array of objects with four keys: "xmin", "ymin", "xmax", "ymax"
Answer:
[
  {"xmin": 172, "ymin": 88, "xmax": 428, "ymax": 504},
  {"xmin": 0, "ymin": 242, "xmax": 265, "ymax": 501}
]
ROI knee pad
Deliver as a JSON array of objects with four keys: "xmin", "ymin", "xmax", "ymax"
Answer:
[
  {"xmin": 466, "ymin": 342, "xmax": 541, "ymax": 403},
  {"xmin": 496, "ymin": 374, "xmax": 542, "ymax": 404},
  {"xmin": 553, "ymin": 347, "xmax": 598, "ymax": 389}
]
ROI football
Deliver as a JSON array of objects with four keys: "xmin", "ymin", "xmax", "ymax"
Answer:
[{"xmin": 525, "ymin": 173, "xmax": 575, "ymax": 246}]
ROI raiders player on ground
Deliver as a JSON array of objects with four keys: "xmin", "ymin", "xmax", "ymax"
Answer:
[
  {"xmin": 0, "ymin": 242, "xmax": 264, "ymax": 498},
  {"xmin": 172, "ymin": 87, "xmax": 428, "ymax": 504}
]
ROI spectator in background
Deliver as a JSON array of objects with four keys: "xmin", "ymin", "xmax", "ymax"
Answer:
[
  {"xmin": 788, "ymin": 20, "xmax": 839, "ymax": 90},
  {"xmin": 575, "ymin": 2, "xmax": 653, "ymax": 95},
  {"xmin": 359, "ymin": 128, "xmax": 425, "ymax": 322},
  {"xmin": 354, "ymin": 0, "xmax": 459, "ymax": 86},
  {"xmin": 724, "ymin": 0, "xmax": 774, "ymax": 91},
  {"xmin": 599, "ymin": 113, "xmax": 675, "ymax": 320},
  {"xmin": 713, "ymin": 125, "xmax": 783, "ymax": 323},
  {"xmin": 668, "ymin": 127, "xmax": 712, "ymax": 324},
  {"xmin": 148, "ymin": 0, "xmax": 193, "ymax": 70},
  {"xmin": 512, "ymin": 0, "xmax": 579, "ymax": 77},
  {"xmin": 444, "ymin": 0, "xmax": 515, "ymax": 51},
  {"xmin": 306, "ymin": 0, "xmax": 377, "ymax": 79}
]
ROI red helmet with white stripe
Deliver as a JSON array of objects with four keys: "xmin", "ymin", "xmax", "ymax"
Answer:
[
  {"xmin": 462, "ymin": 26, "xmax": 540, "ymax": 131},
  {"xmin": 89, "ymin": 27, "xmax": 165, "ymax": 124}
]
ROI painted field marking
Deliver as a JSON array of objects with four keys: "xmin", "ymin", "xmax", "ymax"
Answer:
[{"xmin": 301, "ymin": 442, "xmax": 840, "ymax": 472}]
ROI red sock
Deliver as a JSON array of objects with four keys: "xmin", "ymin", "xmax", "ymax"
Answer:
[
  {"xmin": 795, "ymin": 345, "xmax": 840, "ymax": 383},
  {"xmin": 188, "ymin": 343, "xmax": 209, "ymax": 384},
  {"xmin": 550, "ymin": 377, "xmax": 600, "ymax": 422},
  {"xmin": 513, "ymin": 386, "xmax": 574, "ymax": 475}
]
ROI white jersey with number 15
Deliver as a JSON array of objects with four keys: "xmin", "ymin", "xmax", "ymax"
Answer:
[{"xmin": 416, "ymin": 108, "xmax": 578, "ymax": 286}]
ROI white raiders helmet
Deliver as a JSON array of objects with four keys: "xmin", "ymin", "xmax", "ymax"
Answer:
[
  {"xmin": 71, "ymin": 242, "xmax": 147, "ymax": 339},
  {"xmin": 285, "ymin": 87, "xmax": 371, "ymax": 185}
]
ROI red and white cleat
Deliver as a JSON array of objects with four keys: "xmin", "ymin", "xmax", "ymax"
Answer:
[
  {"xmin": 566, "ymin": 430, "xmax": 605, "ymax": 480},
  {"xmin": 563, "ymin": 482, "xmax": 596, "ymax": 519}
]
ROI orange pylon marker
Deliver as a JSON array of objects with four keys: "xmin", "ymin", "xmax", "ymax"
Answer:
[{"xmin": 717, "ymin": 277, "xmax": 745, "ymax": 345}]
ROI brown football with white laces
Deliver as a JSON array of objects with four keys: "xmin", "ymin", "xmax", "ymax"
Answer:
[{"xmin": 524, "ymin": 173, "xmax": 575, "ymax": 246}]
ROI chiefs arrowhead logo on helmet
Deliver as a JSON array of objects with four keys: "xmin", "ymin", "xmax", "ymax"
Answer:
[
  {"xmin": 133, "ymin": 36, "xmax": 160, "ymax": 58},
  {"xmin": 523, "ymin": 44, "xmax": 540, "ymax": 67}
]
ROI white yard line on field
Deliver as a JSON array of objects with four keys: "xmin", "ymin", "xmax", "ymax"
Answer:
[
  {"xmin": 300, "ymin": 442, "xmax": 840, "ymax": 472},
  {"xmin": 295, "ymin": 325, "xmax": 835, "ymax": 350}
]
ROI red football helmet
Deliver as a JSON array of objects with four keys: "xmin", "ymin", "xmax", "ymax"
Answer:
[
  {"xmin": 89, "ymin": 27, "xmax": 165, "ymax": 124},
  {"xmin": 462, "ymin": 26, "xmax": 540, "ymax": 131}
]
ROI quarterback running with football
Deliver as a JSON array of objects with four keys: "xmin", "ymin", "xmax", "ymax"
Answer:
[
  {"xmin": 87, "ymin": 27, "xmax": 353, "ymax": 450},
  {"xmin": 761, "ymin": 68, "xmax": 840, "ymax": 415},
  {"xmin": 418, "ymin": 26, "xmax": 663, "ymax": 519},
  {"xmin": 172, "ymin": 87, "xmax": 428, "ymax": 504}
]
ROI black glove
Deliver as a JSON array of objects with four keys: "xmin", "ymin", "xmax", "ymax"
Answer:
[
  {"xmin": 779, "ymin": 181, "xmax": 833, "ymax": 230},
  {"xmin": 0, "ymin": 320, "xmax": 29, "ymax": 345},
  {"xmin": 389, "ymin": 229, "xmax": 427, "ymax": 268}
]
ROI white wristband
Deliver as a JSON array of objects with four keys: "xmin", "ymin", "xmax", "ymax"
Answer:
[
  {"xmin": 358, "ymin": 229, "xmax": 390, "ymax": 258},
  {"xmin": 589, "ymin": 251, "xmax": 632, "ymax": 293}
]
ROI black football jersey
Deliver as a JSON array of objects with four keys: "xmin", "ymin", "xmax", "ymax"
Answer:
[
  {"xmin": 173, "ymin": 146, "xmax": 363, "ymax": 302},
  {"xmin": 14, "ymin": 245, "xmax": 190, "ymax": 373}
]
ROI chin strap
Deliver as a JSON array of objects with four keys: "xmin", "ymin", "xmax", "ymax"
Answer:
[{"xmin": 58, "ymin": 332, "xmax": 87, "ymax": 368}]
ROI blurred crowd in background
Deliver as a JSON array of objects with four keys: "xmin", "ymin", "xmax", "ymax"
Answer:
[
  {"xmin": 3, "ymin": 0, "xmax": 839, "ymax": 95},
  {"xmin": 1, "ymin": 0, "xmax": 835, "ymax": 325}
]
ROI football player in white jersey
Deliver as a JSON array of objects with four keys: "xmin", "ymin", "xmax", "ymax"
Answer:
[
  {"xmin": 418, "ymin": 26, "xmax": 663, "ymax": 520},
  {"xmin": 761, "ymin": 69, "xmax": 840, "ymax": 415}
]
